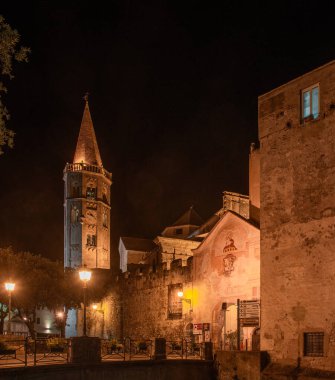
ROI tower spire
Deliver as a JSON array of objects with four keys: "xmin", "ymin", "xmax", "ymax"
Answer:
[{"xmin": 73, "ymin": 96, "xmax": 103, "ymax": 166}]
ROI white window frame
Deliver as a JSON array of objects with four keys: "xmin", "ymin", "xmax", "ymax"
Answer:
[{"xmin": 301, "ymin": 83, "xmax": 320, "ymax": 121}]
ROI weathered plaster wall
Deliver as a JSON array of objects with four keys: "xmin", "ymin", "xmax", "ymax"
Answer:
[
  {"xmin": 107, "ymin": 212, "xmax": 260, "ymax": 351},
  {"xmin": 193, "ymin": 212, "xmax": 260, "ymax": 350},
  {"xmin": 215, "ymin": 351, "xmax": 263, "ymax": 380},
  {"xmin": 259, "ymin": 61, "xmax": 335, "ymax": 371}
]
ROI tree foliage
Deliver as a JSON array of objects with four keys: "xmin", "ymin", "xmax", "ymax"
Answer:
[
  {"xmin": 0, "ymin": 248, "xmax": 79, "ymax": 337},
  {"xmin": 0, "ymin": 248, "xmax": 112, "ymax": 337},
  {"xmin": 0, "ymin": 15, "xmax": 30, "ymax": 154}
]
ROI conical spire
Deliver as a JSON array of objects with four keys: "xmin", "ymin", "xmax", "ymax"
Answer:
[{"xmin": 73, "ymin": 97, "xmax": 103, "ymax": 167}]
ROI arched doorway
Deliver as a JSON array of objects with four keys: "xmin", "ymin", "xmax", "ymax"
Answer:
[{"xmin": 221, "ymin": 303, "xmax": 238, "ymax": 350}]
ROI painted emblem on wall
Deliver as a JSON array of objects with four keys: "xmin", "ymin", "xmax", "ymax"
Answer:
[
  {"xmin": 223, "ymin": 253, "xmax": 236, "ymax": 276},
  {"xmin": 223, "ymin": 233, "xmax": 237, "ymax": 252}
]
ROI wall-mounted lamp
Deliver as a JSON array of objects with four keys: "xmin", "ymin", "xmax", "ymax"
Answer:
[{"xmin": 177, "ymin": 290, "xmax": 192, "ymax": 312}]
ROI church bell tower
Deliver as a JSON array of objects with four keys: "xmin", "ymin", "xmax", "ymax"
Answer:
[{"xmin": 64, "ymin": 97, "xmax": 112, "ymax": 269}]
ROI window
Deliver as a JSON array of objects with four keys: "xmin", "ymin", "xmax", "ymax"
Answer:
[
  {"xmin": 71, "ymin": 183, "xmax": 80, "ymax": 198},
  {"xmin": 304, "ymin": 332, "xmax": 324, "ymax": 357},
  {"xmin": 86, "ymin": 187, "xmax": 96, "ymax": 200},
  {"xmin": 102, "ymin": 185, "xmax": 108, "ymax": 203},
  {"xmin": 87, "ymin": 234, "xmax": 97, "ymax": 246},
  {"xmin": 167, "ymin": 284, "xmax": 183, "ymax": 319},
  {"xmin": 103, "ymin": 209, "xmax": 108, "ymax": 228},
  {"xmin": 71, "ymin": 206, "xmax": 79, "ymax": 223},
  {"xmin": 302, "ymin": 85, "xmax": 319, "ymax": 120},
  {"xmin": 174, "ymin": 228, "xmax": 183, "ymax": 235}
]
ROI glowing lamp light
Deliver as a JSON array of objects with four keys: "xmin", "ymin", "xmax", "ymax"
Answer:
[
  {"xmin": 177, "ymin": 291, "xmax": 184, "ymax": 298},
  {"xmin": 79, "ymin": 268, "xmax": 92, "ymax": 283},
  {"xmin": 56, "ymin": 311, "xmax": 64, "ymax": 319},
  {"xmin": 92, "ymin": 304, "xmax": 98, "ymax": 310},
  {"xmin": 5, "ymin": 283, "xmax": 15, "ymax": 292},
  {"xmin": 78, "ymin": 266, "xmax": 91, "ymax": 336}
]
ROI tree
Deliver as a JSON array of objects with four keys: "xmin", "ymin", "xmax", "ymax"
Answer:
[
  {"xmin": 0, "ymin": 15, "xmax": 30, "ymax": 154},
  {"xmin": 0, "ymin": 248, "xmax": 72, "ymax": 337},
  {"xmin": 0, "ymin": 248, "xmax": 113, "ymax": 338}
]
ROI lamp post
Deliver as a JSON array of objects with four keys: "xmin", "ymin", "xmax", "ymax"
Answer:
[
  {"xmin": 79, "ymin": 267, "xmax": 92, "ymax": 336},
  {"xmin": 4, "ymin": 282, "xmax": 15, "ymax": 334}
]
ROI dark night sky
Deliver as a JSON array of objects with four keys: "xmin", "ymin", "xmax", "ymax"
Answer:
[{"xmin": 1, "ymin": 1, "xmax": 335, "ymax": 268}]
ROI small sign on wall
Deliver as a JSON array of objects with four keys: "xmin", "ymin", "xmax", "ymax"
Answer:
[
  {"xmin": 193, "ymin": 323, "xmax": 203, "ymax": 335},
  {"xmin": 204, "ymin": 330, "xmax": 211, "ymax": 342}
]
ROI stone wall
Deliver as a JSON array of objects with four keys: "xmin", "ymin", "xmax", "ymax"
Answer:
[
  {"xmin": 259, "ymin": 60, "xmax": 335, "ymax": 371},
  {"xmin": 105, "ymin": 209, "xmax": 260, "ymax": 350},
  {"xmin": 118, "ymin": 259, "xmax": 193, "ymax": 340},
  {"xmin": 0, "ymin": 360, "xmax": 215, "ymax": 380},
  {"xmin": 215, "ymin": 351, "xmax": 266, "ymax": 380}
]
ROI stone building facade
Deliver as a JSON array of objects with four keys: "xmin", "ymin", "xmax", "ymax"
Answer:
[
  {"xmin": 259, "ymin": 60, "xmax": 335, "ymax": 374},
  {"xmin": 106, "ymin": 202, "xmax": 260, "ymax": 350},
  {"xmin": 64, "ymin": 99, "xmax": 112, "ymax": 338},
  {"xmin": 105, "ymin": 151, "xmax": 261, "ymax": 350},
  {"xmin": 64, "ymin": 99, "xmax": 112, "ymax": 269}
]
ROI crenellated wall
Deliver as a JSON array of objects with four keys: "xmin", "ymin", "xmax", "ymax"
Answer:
[{"xmin": 117, "ymin": 258, "xmax": 193, "ymax": 340}]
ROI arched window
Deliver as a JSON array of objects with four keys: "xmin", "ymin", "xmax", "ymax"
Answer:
[
  {"xmin": 103, "ymin": 208, "xmax": 108, "ymax": 228},
  {"xmin": 71, "ymin": 182, "xmax": 80, "ymax": 198},
  {"xmin": 102, "ymin": 185, "xmax": 108, "ymax": 203},
  {"xmin": 71, "ymin": 206, "xmax": 79, "ymax": 223},
  {"xmin": 86, "ymin": 186, "xmax": 96, "ymax": 200}
]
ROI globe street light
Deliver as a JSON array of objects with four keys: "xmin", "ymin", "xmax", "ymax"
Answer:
[
  {"xmin": 79, "ymin": 267, "xmax": 92, "ymax": 336},
  {"xmin": 4, "ymin": 282, "xmax": 15, "ymax": 334}
]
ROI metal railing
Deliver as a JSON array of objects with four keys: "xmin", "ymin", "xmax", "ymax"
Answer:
[
  {"xmin": 30, "ymin": 337, "xmax": 69, "ymax": 365},
  {"xmin": 127, "ymin": 338, "xmax": 153, "ymax": 360},
  {"xmin": 101, "ymin": 339, "xmax": 125, "ymax": 361},
  {"xmin": 0, "ymin": 335, "xmax": 206, "ymax": 367},
  {"xmin": 0, "ymin": 338, "xmax": 27, "ymax": 367},
  {"xmin": 64, "ymin": 163, "xmax": 112, "ymax": 180},
  {"xmin": 166, "ymin": 339, "xmax": 204, "ymax": 360}
]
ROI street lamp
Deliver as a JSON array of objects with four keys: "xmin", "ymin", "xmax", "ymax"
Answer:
[
  {"xmin": 79, "ymin": 267, "xmax": 92, "ymax": 336},
  {"xmin": 4, "ymin": 282, "xmax": 15, "ymax": 334},
  {"xmin": 177, "ymin": 290, "xmax": 192, "ymax": 312}
]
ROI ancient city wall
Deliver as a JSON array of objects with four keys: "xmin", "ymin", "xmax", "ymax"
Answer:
[{"xmin": 116, "ymin": 259, "xmax": 193, "ymax": 340}]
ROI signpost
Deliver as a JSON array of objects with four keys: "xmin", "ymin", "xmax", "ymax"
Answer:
[
  {"xmin": 237, "ymin": 299, "xmax": 260, "ymax": 350},
  {"xmin": 239, "ymin": 300, "xmax": 260, "ymax": 327}
]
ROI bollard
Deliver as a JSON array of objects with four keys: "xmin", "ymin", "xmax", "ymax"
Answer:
[
  {"xmin": 154, "ymin": 338, "xmax": 166, "ymax": 360},
  {"xmin": 69, "ymin": 336, "xmax": 101, "ymax": 364},
  {"xmin": 204, "ymin": 342, "xmax": 213, "ymax": 360}
]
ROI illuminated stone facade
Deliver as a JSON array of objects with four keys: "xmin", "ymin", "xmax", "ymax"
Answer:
[
  {"xmin": 107, "ymin": 208, "xmax": 260, "ymax": 349},
  {"xmin": 64, "ymin": 100, "xmax": 111, "ymax": 269},
  {"xmin": 260, "ymin": 61, "xmax": 335, "ymax": 373}
]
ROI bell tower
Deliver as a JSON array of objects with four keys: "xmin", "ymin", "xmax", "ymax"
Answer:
[{"xmin": 64, "ymin": 96, "xmax": 112, "ymax": 269}]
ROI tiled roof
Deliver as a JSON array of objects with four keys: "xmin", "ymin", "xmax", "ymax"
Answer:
[
  {"xmin": 172, "ymin": 206, "xmax": 204, "ymax": 227},
  {"xmin": 121, "ymin": 237, "xmax": 157, "ymax": 252}
]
